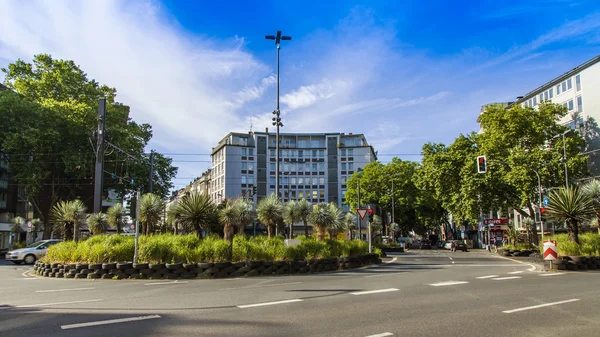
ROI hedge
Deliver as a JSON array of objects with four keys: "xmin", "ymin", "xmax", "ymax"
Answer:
[{"xmin": 537, "ymin": 233, "xmax": 600, "ymax": 256}]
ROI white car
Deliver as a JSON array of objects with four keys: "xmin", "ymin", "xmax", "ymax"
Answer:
[{"xmin": 4, "ymin": 240, "xmax": 62, "ymax": 265}]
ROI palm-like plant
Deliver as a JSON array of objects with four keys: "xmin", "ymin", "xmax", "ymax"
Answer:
[
  {"xmin": 506, "ymin": 226, "xmax": 519, "ymax": 246},
  {"xmin": 233, "ymin": 198, "xmax": 255, "ymax": 236},
  {"xmin": 297, "ymin": 198, "xmax": 312, "ymax": 237},
  {"xmin": 219, "ymin": 203, "xmax": 237, "ymax": 242},
  {"xmin": 327, "ymin": 203, "xmax": 345, "ymax": 239},
  {"xmin": 308, "ymin": 203, "xmax": 336, "ymax": 241},
  {"xmin": 106, "ymin": 203, "xmax": 125, "ymax": 234},
  {"xmin": 546, "ymin": 186, "xmax": 594, "ymax": 244},
  {"xmin": 166, "ymin": 203, "xmax": 181, "ymax": 234},
  {"xmin": 344, "ymin": 213, "xmax": 357, "ymax": 239},
  {"xmin": 87, "ymin": 212, "xmax": 108, "ymax": 235},
  {"xmin": 50, "ymin": 200, "xmax": 87, "ymax": 242},
  {"xmin": 583, "ymin": 179, "xmax": 600, "ymax": 234},
  {"xmin": 10, "ymin": 216, "xmax": 25, "ymax": 235},
  {"xmin": 139, "ymin": 193, "xmax": 164, "ymax": 236},
  {"xmin": 370, "ymin": 214, "xmax": 383, "ymax": 241},
  {"xmin": 30, "ymin": 218, "xmax": 42, "ymax": 241},
  {"xmin": 284, "ymin": 200, "xmax": 301, "ymax": 238},
  {"xmin": 256, "ymin": 194, "xmax": 283, "ymax": 238},
  {"xmin": 389, "ymin": 222, "xmax": 398, "ymax": 242},
  {"xmin": 174, "ymin": 192, "xmax": 217, "ymax": 238}
]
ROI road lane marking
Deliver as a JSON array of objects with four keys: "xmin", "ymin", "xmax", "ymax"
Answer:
[
  {"xmin": 451, "ymin": 264, "xmax": 524, "ymax": 267},
  {"xmin": 364, "ymin": 272, "xmax": 404, "ymax": 278},
  {"xmin": 61, "ymin": 315, "xmax": 161, "ymax": 330},
  {"xmin": 476, "ymin": 275, "xmax": 499, "ymax": 279},
  {"xmin": 452, "ymin": 261, "xmax": 455, "ymax": 264},
  {"xmin": 539, "ymin": 273, "xmax": 566, "ymax": 277},
  {"xmin": 237, "ymin": 299, "xmax": 303, "ymax": 308},
  {"xmin": 36, "ymin": 287, "xmax": 95, "ymax": 293},
  {"xmin": 0, "ymin": 299, "xmax": 103, "ymax": 310},
  {"xmin": 448, "ymin": 257, "xmax": 453, "ymax": 260},
  {"xmin": 492, "ymin": 276, "xmax": 522, "ymax": 280},
  {"xmin": 384, "ymin": 257, "xmax": 397, "ymax": 264},
  {"xmin": 502, "ymin": 299, "xmax": 580, "ymax": 314},
  {"xmin": 428, "ymin": 281, "xmax": 469, "ymax": 287},
  {"xmin": 507, "ymin": 271, "xmax": 525, "ymax": 274},
  {"xmin": 351, "ymin": 288, "xmax": 399, "ymax": 295},
  {"xmin": 365, "ymin": 333, "xmax": 394, "ymax": 337},
  {"xmin": 220, "ymin": 281, "xmax": 302, "ymax": 291},
  {"xmin": 145, "ymin": 281, "xmax": 188, "ymax": 286}
]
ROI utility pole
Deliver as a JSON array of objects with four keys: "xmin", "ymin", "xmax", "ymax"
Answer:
[
  {"xmin": 266, "ymin": 31, "xmax": 291, "ymax": 202},
  {"xmin": 357, "ymin": 181, "xmax": 361, "ymax": 240},
  {"xmin": 148, "ymin": 150, "xmax": 154, "ymax": 193},
  {"xmin": 93, "ymin": 98, "xmax": 106, "ymax": 213},
  {"xmin": 391, "ymin": 179, "xmax": 394, "ymax": 238},
  {"xmin": 133, "ymin": 189, "xmax": 140, "ymax": 263}
]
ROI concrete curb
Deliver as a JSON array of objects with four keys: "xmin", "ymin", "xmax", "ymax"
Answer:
[{"xmin": 495, "ymin": 255, "xmax": 542, "ymax": 272}]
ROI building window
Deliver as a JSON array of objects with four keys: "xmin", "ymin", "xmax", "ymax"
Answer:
[
  {"xmin": 284, "ymin": 150, "xmax": 290, "ymax": 158},
  {"xmin": 312, "ymin": 190, "xmax": 318, "ymax": 199},
  {"xmin": 544, "ymin": 91, "xmax": 548, "ymax": 100},
  {"xmin": 270, "ymin": 177, "xmax": 275, "ymax": 184},
  {"xmin": 533, "ymin": 97, "xmax": 537, "ymax": 106},
  {"xmin": 305, "ymin": 163, "xmax": 311, "ymax": 172},
  {"xmin": 291, "ymin": 177, "xmax": 296, "ymax": 185},
  {"xmin": 319, "ymin": 163, "xmax": 325, "ymax": 171},
  {"xmin": 341, "ymin": 149, "xmax": 346, "ymax": 156},
  {"xmin": 568, "ymin": 99, "xmax": 574, "ymax": 111},
  {"xmin": 270, "ymin": 149, "xmax": 275, "ymax": 157},
  {"xmin": 312, "ymin": 150, "xmax": 317, "ymax": 157},
  {"xmin": 577, "ymin": 96, "xmax": 583, "ymax": 111},
  {"xmin": 283, "ymin": 176, "xmax": 289, "ymax": 184},
  {"xmin": 562, "ymin": 82, "xmax": 567, "ymax": 92},
  {"xmin": 270, "ymin": 163, "xmax": 276, "ymax": 170},
  {"xmin": 341, "ymin": 163, "xmax": 347, "ymax": 170},
  {"xmin": 576, "ymin": 74, "xmax": 581, "ymax": 91},
  {"xmin": 298, "ymin": 177, "xmax": 304, "ymax": 185},
  {"xmin": 248, "ymin": 163, "xmax": 254, "ymax": 171},
  {"xmin": 241, "ymin": 175, "xmax": 247, "ymax": 184},
  {"xmin": 348, "ymin": 149, "xmax": 353, "ymax": 156},
  {"xmin": 298, "ymin": 150, "xmax": 303, "ymax": 158},
  {"xmin": 567, "ymin": 78, "xmax": 572, "ymax": 90},
  {"xmin": 341, "ymin": 176, "xmax": 347, "ymax": 183},
  {"xmin": 241, "ymin": 162, "xmax": 247, "ymax": 170},
  {"xmin": 319, "ymin": 177, "xmax": 325, "ymax": 185},
  {"xmin": 312, "ymin": 163, "xmax": 317, "ymax": 172},
  {"xmin": 248, "ymin": 176, "xmax": 254, "ymax": 184},
  {"xmin": 298, "ymin": 140, "xmax": 307, "ymax": 148},
  {"xmin": 539, "ymin": 93, "xmax": 543, "ymax": 102},
  {"xmin": 284, "ymin": 163, "xmax": 290, "ymax": 171},
  {"xmin": 549, "ymin": 88, "xmax": 553, "ymax": 98},
  {"xmin": 348, "ymin": 163, "xmax": 354, "ymax": 171},
  {"xmin": 319, "ymin": 150, "xmax": 324, "ymax": 158},
  {"xmin": 241, "ymin": 148, "xmax": 247, "ymax": 156},
  {"xmin": 310, "ymin": 140, "xmax": 320, "ymax": 148},
  {"xmin": 557, "ymin": 84, "xmax": 561, "ymax": 95},
  {"xmin": 298, "ymin": 191, "xmax": 304, "ymax": 199}
]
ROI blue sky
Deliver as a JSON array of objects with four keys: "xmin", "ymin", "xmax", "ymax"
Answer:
[{"xmin": 1, "ymin": 0, "xmax": 599, "ymax": 190}]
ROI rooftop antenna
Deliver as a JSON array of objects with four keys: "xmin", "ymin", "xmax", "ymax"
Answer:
[{"xmin": 249, "ymin": 119, "xmax": 253, "ymax": 134}]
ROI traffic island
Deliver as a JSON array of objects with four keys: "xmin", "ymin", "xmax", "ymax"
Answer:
[
  {"xmin": 33, "ymin": 254, "xmax": 382, "ymax": 280},
  {"xmin": 544, "ymin": 256, "xmax": 600, "ymax": 271}
]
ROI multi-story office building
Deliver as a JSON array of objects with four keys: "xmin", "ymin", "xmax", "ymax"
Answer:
[{"xmin": 210, "ymin": 131, "xmax": 377, "ymax": 209}]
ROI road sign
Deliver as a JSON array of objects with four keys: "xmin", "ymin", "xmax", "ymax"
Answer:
[
  {"xmin": 543, "ymin": 197, "xmax": 549, "ymax": 206},
  {"xmin": 26, "ymin": 221, "xmax": 32, "ymax": 229},
  {"xmin": 130, "ymin": 224, "xmax": 135, "ymax": 230},
  {"xmin": 543, "ymin": 240, "xmax": 558, "ymax": 261},
  {"xmin": 357, "ymin": 209, "xmax": 368, "ymax": 220}
]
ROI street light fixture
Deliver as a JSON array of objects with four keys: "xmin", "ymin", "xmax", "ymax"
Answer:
[
  {"xmin": 552, "ymin": 129, "xmax": 573, "ymax": 191},
  {"xmin": 265, "ymin": 31, "xmax": 291, "ymax": 202}
]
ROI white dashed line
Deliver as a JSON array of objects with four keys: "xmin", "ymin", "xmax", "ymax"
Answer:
[
  {"xmin": 365, "ymin": 333, "xmax": 394, "ymax": 337},
  {"xmin": 364, "ymin": 272, "xmax": 404, "ymax": 278},
  {"xmin": 448, "ymin": 257, "xmax": 453, "ymax": 260},
  {"xmin": 144, "ymin": 281, "xmax": 188, "ymax": 286},
  {"xmin": 428, "ymin": 281, "xmax": 469, "ymax": 287},
  {"xmin": 1, "ymin": 299, "xmax": 103, "ymax": 310},
  {"xmin": 476, "ymin": 275, "xmax": 499, "ymax": 279},
  {"xmin": 385, "ymin": 257, "xmax": 397, "ymax": 264},
  {"xmin": 351, "ymin": 288, "xmax": 399, "ymax": 295},
  {"xmin": 492, "ymin": 276, "xmax": 522, "ymax": 281},
  {"xmin": 220, "ymin": 281, "xmax": 302, "ymax": 291},
  {"xmin": 61, "ymin": 315, "xmax": 161, "ymax": 330},
  {"xmin": 507, "ymin": 271, "xmax": 525, "ymax": 275},
  {"xmin": 539, "ymin": 273, "xmax": 566, "ymax": 276},
  {"xmin": 36, "ymin": 287, "xmax": 95, "ymax": 293},
  {"xmin": 237, "ymin": 299, "xmax": 303, "ymax": 308},
  {"xmin": 502, "ymin": 299, "xmax": 580, "ymax": 314}
]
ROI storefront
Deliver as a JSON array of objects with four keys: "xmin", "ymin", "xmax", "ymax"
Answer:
[{"xmin": 483, "ymin": 218, "xmax": 509, "ymax": 246}]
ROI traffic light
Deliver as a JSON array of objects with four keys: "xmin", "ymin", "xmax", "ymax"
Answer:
[
  {"xmin": 368, "ymin": 208, "xmax": 374, "ymax": 222},
  {"xmin": 477, "ymin": 155, "xmax": 487, "ymax": 173},
  {"xmin": 251, "ymin": 185, "xmax": 257, "ymax": 196}
]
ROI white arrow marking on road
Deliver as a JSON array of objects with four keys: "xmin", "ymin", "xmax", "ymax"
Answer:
[
  {"xmin": 36, "ymin": 287, "xmax": 95, "ymax": 293},
  {"xmin": 507, "ymin": 271, "xmax": 525, "ymax": 274},
  {"xmin": 539, "ymin": 273, "xmax": 566, "ymax": 277},
  {"xmin": 502, "ymin": 299, "xmax": 580, "ymax": 314},
  {"xmin": 385, "ymin": 257, "xmax": 397, "ymax": 264},
  {"xmin": 365, "ymin": 333, "xmax": 394, "ymax": 337},
  {"xmin": 351, "ymin": 288, "xmax": 399, "ymax": 295},
  {"xmin": 0, "ymin": 299, "xmax": 103, "ymax": 310},
  {"xmin": 61, "ymin": 315, "xmax": 161, "ymax": 330},
  {"xmin": 448, "ymin": 257, "xmax": 453, "ymax": 260},
  {"xmin": 492, "ymin": 276, "xmax": 522, "ymax": 280},
  {"xmin": 237, "ymin": 299, "xmax": 303, "ymax": 308},
  {"xmin": 428, "ymin": 281, "xmax": 469, "ymax": 287},
  {"xmin": 476, "ymin": 275, "xmax": 499, "ymax": 279}
]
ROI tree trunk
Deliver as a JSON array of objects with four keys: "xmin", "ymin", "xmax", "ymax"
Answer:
[
  {"xmin": 224, "ymin": 223, "xmax": 234, "ymax": 242},
  {"xmin": 74, "ymin": 222, "xmax": 79, "ymax": 243},
  {"xmin": 567, "ymin": 219, "xmax": 580, "ymax": 244},
  {"xmin": 348, "ymin": 229, "xmax": 353, "ymax": 240},
  {"xmin": 267, "ymin": 224, "xmax": 273, "ymax": 238},
  {"xmin": 289, "ymin": 221, "xmax": 294, "ymax": 238},
  {"xmin": 303, "ymin": 218, "xmax": 309, "ymax": 237},
  {"xmin": 317, "ymin": 227, "xmax": 325, "ymax": 241},
  {"xmin": 65, "ymin": 223, "xmax": 73, "ymax": 241},
  {"xmin": 238, "ymin": 224, "xmax": 245, "ymax": 236}
]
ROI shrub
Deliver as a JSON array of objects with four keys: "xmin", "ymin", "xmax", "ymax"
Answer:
[{"xmin": 12, "ymin": 241, "xmax": 26, "ymax": 249}]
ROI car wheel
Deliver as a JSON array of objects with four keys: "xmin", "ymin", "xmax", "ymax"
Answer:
[
  {"xmin": 12, "ymin": 261, "xmax": 23, "ymax": 265},
  {"xmin": 24, "ymin": 254, "xmax": 37, "ymax": 265}
]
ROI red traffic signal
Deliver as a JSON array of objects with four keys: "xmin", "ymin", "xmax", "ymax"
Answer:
[
  {"xmin": 540, "ymin": 207, "xmax": 546, "ymax": 213},
  {"xmin": 477, "ymin": 155, "xmax": 487, "ymax": 173},
  {"xmin": 368, "ymin": 209, "xmax": 373, "ymax": 214}
]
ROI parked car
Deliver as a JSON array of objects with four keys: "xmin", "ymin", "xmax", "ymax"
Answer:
[
  {"xmin": 437, "ymin": 241, "xmax": 446, "ymax": 248},
  {"xmin": 4, "ymin": 240, "xmax": 62, "ymax": 265},
  {"xmin": 444, "ymin": 241, "xmax": 454, "ymax": 250},
  {"xmin": 420, "ymin": 240, "xmax": 432, "ymax": 249},
  {"xmin": 450, "ymin": 241, "xmax": 468, "ymax": 252}
]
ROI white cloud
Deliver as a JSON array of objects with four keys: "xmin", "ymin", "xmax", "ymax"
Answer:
[{"xmin": 281, "ymin": 79, "xmax": 351, "ymax": 110}]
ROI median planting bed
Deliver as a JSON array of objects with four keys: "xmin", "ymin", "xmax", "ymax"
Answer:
[{"xmin": 34, "ymin": 234, "xmax": 382, "ymax": 280}]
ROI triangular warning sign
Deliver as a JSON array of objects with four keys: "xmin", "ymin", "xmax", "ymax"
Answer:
[{"xmin": 357, "ymin": 209, "xmax": 368, "ymax": 220}]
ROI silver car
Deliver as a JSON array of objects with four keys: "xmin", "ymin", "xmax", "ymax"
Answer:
[{"xmin": 4, "ymin": 240, "xmax": 62, "ymax": 265}]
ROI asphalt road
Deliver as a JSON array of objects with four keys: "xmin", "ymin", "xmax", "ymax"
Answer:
[{"xmin": 1, "ymin": 249, "xmax": 598, "ymax": 337}]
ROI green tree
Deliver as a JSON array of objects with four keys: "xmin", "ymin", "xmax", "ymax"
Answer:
[
  {"xmin": 546, "ymin": 186, "xmax": 594, "ymax": 244},
  {"xmin": 506, "ymin": 226, "xmax": 519, "ymax": 246},
  {"xmin": 106, "ymin": 203, "xmax": 125, "ymax": 234},
  {"xmin": 308, "ymin": 203, "xmax": 336, "ymax": 241},
  {"xmin": 233, "ymin": 198, "xmax": 255, "ymax": 236},
  {"xmin": 327, "ymin": 203, "xmax": 345, "ymax": 239},
  {"xmin": 256, "ymin": 194, "xmax": 283, "ymax": 238},
  {"xmin": 219, "ymin": 204, "xmax": 237, "ymax": 242},
  {"xmin": 582, "ymin": 179, "xmax": 600, "ymax": 234},
  {"xmin": 370, "ymin": 214, "xmax": 383, "ymax": 241},
  {"xmin": 344, "ymin": 213, "xmax": 357, "ymax": 239},
  {"xmin": 284, "ymin": 200, "xmax": 301, "ymax": 238},
  {"xmin": 174, "ymin": 192, "xmax": 217, "ymax": 238},
  {"xmin": 10, "ymin": 216, "xmax": 25, "ymax": 239},
  {"xmin": 87, "ymin": 213, "xmax": 108, "ymax": 235},
  {"xmin": 50, "ymin": 200, "xmax": 87, "ymax": 242},
  {"xmin": 1, "ymin": 54, "xmax": 177, "ymax": 239},
  {"xmin": 297, "ymin": 198, "xmax": 312, "ymax": 237},
  {"xmin": 139, "ymin": 193, "xmax": 164, "ymax": 236}
]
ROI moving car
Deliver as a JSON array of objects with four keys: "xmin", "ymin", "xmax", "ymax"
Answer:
[
  {"xmin": 420, "ymin": 240, "xmax": 432, "ymax": 249},
  {"xmin": 4, "ymin": 239, "xmax": 62, "ymax": 265}
]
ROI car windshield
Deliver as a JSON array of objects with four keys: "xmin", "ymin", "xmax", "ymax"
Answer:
[{"xmin": 26, "ymin": 242, "xmax": 44, "ymax": 248}]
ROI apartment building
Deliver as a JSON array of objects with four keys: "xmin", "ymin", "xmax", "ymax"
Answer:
[{"xmin": 210, "ymin": 131, "xmax": 377, "ymax": 209}]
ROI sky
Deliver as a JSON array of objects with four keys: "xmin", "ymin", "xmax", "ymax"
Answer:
[{"xmin": 1, "ymin": 0, "xmax": 600, "ymax": 191}]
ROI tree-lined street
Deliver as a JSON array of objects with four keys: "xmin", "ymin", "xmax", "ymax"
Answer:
[{"xmin": 2, "ymin": 252, "xmax": 599, "ymax": 337}]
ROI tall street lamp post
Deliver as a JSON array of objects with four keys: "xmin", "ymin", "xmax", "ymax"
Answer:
[
  {"xmin": 552, "ymin": 129, "xmax": 573, "ymax": 191},
  {"xmin": 265, "ymin": 31, "xmax": 291, "ymax": 202}
]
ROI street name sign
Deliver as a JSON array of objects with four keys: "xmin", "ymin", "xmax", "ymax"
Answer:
[
  {"xmin": 357, "ymin": 209, "xmax": 368, "ymax": 220},
  {"xmin": 543, "ymin": 240, "xmax": 558, "ymax": 261},
  {"xmin": 484, "ymin": 218, "xmax": 508, "ymax": 225}
]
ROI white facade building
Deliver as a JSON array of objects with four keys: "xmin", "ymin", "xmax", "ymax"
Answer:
[{"xmin": 210, "ymin": 131, "xmax": 377, "ymax": 209}]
